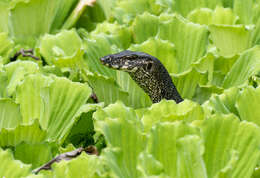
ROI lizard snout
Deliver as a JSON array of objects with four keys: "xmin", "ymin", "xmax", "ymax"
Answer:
[{"xmin": 100, "ymin": 55, "xmax": 112, "ymax": 66}]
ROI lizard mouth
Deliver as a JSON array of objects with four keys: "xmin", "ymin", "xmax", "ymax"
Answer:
[
  {"xmin": 100, "ymin": 55, "xmax": 136, "ymax": 72},
  {"xmin": 100, "ymin": 57, "xmax": 121, "ymax": 69}
]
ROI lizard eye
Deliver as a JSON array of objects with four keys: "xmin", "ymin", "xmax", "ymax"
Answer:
[{"xmin": 146, "ymin": 62, "xmax": 153, "ymax": 71}]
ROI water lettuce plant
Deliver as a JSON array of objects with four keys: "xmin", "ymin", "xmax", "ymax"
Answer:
[{"xmin": 0, "ymin": 0, "xmax": 260, "ymax": 177}]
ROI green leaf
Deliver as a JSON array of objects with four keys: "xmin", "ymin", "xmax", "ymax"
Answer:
[
  {"xmin": 146, "ymin": 122, "xmax": 200, "ymax": 177},
  {"xmin": 39, "ymin": 29, "xmax": 85, "ymax": 67},
  {"xmin": 42, "ymin": 152, "xmax": 100, "ymax": 178},
  {"xmin": 0, "ymin": 69, "xmax": 8, "ymax": 98},
  {"xmin": 130, "ymin": 37, "xmax": 178, "ymax": 74},
  {"xmin": 64, "ymin": 111, "xmax": 95, "ymax": 147},
  {"xmin": 0, "ymin": 148, "xmax": 31, "ymax": 177},
  {"xmin": 60, "ymin": 0, "xmax": 92, "ymax": 30},
  {"xmin": 236, "ymin": 86, "xmax": 260, "ymax": 126},
  {"xmin": 187, "ymin": 8, "xmax": 215, "ymax": 25},
  {"xmin": 176, "ymin": 135, "xmax": 207, "ymax": 178},
  {"xmin": 0, "ymin": 120, "xmax": 47, "ymax": 147},
  {"xmin": 210, "ymin": 6, "xmax": 238, "ymax": 25},
  {"xmin": 41, "ymin": 77, "xmax": 91, "ymax": 142},
  {"xmin": 85, "ymin": 72, "xmax": 129, "ymax": 106},
  {"xmin": 50, "ymin": 0, "xmax": 78, "ymax": 31},
  {"xmin": 209, "ymin": 55, "xmax": 239, "ymax": 89},
  {"xmin": 64, "ymin": 104, "xmax": 102, "ymax": 147},
  {"xmin": 1, "ymin": 61, "xmax": 40, "ymax": 97},
  {"xmin": 221, "ymin": 0, "xmax": 233, "ymax": 8},
  {"xmin": 131, "ymin": 12, "xmax": 160, "ymax": 43},
  {"xmin": 252, "ymin": 167, "xmax": 260, "ymax": 178},
  {"xmin": 250, "ymin": 18, "xmax": 260, "ymax": 46},
  {"xmin": 116, "ymin": 71, "xmax": 152, "ymax": 108},
  {"xmin": 201, "ymin": 114, "xmax": 260, "ymax": 178},
  {"xmin": 233, "ymin": 0, "xmax": 254, "ymax": 24},
  {"xmin": 214, "ymin": 149, "xmax": 239, "ymax": 178},
  {"xmin": 8, "ymin": 0, "xmax": 79, "ymax": 39},
  {"xmin": 59, "ymin": 143, "xmax": 77, "ymax": 154},
  {"xmin": 0, "ymin": 32, "xmax": 14, "ymax": 64},
  {"xmin": 113, "ymin": 0, "xmax": 162, "ymax": 24},
  {"xmin": 14, "ymin": 142, "xmax": 56, "ymax": 169},
  {"xmin": 171, "ymin": 69, "xmax": 202, "ymax": 99},
  {"xmin": 0, "ymin": 98, "xmax": 22, "ymax": 129},
  {"xmin": 80, "ymin": 22, "xmax": 131, "ymax": 76},
  {"xmin": 93, "ymin": 0, "xmax": 117, "ymax": 20},
  {"xmin": 202, "ymin": 87, "xmax": 240, "ymax": 117},
  {"xmin": 222, "ymin": 46, "xmax": 260, "ymax": 88},
  {"xmin": 9, "ymin": 0, "xmax": 61, "ymax": 47},
  {"xmin": 15, "ymin": 74, "xmax": 52, "ymax": 125},
  {"xmin": 172, "ymin": 0, "xmax": 222, "ymax": 17},
  {"xmin": 89, "ymin": 22, "xmax": 132, "ymax": 49},
  {"xmin": 213, "ymin": 55, "xmax": 239, "ymax": 76},
  {"xmin": 81, "ymin": 32, "xmax": 118, "ymax": 78},
  {"xmin": 137, "ymin": 152, "xmax": 166, "ymax": 177},
  {"xmin": 0, "ymin": 56, "xmax": 3, "ymax": 66},
  {"xmin": 40, "ymin": 65, "xmax": 64, "ymax": 77},
  {"xmin": 209, "ymin": 25, "xmax": 252, "ymax": 57},
  {"xmin": 16, "ymin": 74, "xmax": 92, "ymax": 143},
  {"xmin": 192, "ymin": 85, "xmax": 223, "ymax": 104},
  {"xmin": 94, "ymin": 101, "xmax": 142, "ymax": 128},
  {"xmin": 158, "ymin": 15, "xmax": 208, "ymax": 73},
  {"xmin": 75, "ymin": 2, "xmax": 107, "ymax": 32},
  {"xmin": 193, "ymin": 52, "xmax": 215, "ymax": 82},
  {"xmin": 142, "ymin": 100, "xmax": 204, "ymax": 132},
  {"xmin": 187, "ymin": 7, "xmax": 238, "ymax": 25},
  {"xmin": 0, "ymin": 1, "xmax": 9, "ymax": 33},
  {"xmin": 94, "ymin": 102, "xmax": 145, "ymax": 178}
]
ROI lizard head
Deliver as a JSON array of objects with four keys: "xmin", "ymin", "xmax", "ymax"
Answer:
[
  {"xmin": 100, "ymin": 50, "xmax": 183, "ymax": 103},
  {"xmin": 100, "ymin": 50, "xmax": 160, "ymax": 74}
]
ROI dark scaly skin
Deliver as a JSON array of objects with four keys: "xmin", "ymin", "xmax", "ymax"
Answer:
[{"xmin": 100, "ymin": 50, "xmax": 183, "ymax": 103}]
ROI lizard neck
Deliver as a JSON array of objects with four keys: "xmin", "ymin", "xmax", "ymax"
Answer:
[{"xmin": 129, "ymin": 66, "xmax": 183, "ymax": 103}]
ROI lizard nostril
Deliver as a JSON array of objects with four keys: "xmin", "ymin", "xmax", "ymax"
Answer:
[
  {"xmin": 100, "ymin": 57, "xmax": 106, "ymax": 62},
  {"xmin": 100, "ymin": 57, "xmax": 110, "ymax": 65},
  {"xmin": 100, "ymin": 55, "xmax": 113, "ymax": 63}
]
